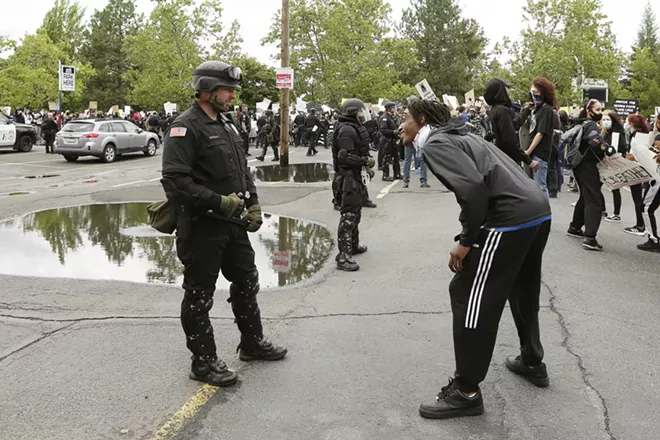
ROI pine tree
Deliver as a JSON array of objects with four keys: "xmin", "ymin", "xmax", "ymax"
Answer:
[{"xmin": 634, "ymin": 1, "xmax": 659, "ymax": 55}]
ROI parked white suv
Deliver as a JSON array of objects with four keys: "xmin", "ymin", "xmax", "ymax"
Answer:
[{"xmin": 54, "ymin": 119, "xmax": 159, "ymax": 163}]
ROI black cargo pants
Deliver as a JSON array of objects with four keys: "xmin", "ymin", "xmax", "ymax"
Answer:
[{"xmin": 176, "ymin": 215, "xmax": 263, "ymax": 359}]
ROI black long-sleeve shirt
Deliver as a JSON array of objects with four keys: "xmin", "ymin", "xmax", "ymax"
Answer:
[{"xmin": 488, "ymin": 104, "xmax": 532, "ymax": 166}]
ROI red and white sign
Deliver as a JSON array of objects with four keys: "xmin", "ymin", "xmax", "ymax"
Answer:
[
  {"xmin": 272, "ymin": 250, "xmax": 292, "ymax": 273},
  {"xmin": 276, "ymin": 68, "xmax": 294, "ymax": 89}
]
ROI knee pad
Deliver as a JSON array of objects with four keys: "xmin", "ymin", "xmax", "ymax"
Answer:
[
  {"xmin": 341, "ymin": 212, "xmax": 359, "ymax": 226},
  {"xmin": 189, "ymin": 289, "xmax": 214, "ymax": 315},
  {"xmin": 228, "ymin": 269, "xmax": 260, "ymax": 302}
]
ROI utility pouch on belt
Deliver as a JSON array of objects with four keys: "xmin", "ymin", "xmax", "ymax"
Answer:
[{"xmin": 147, "ymin": 200, "xmax": 178, "ymax": 234}]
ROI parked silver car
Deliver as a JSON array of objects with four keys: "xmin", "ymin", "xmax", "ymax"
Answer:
[{"xmin": 54, "ymin": 119, "xmax": 160, "ymax": 163}]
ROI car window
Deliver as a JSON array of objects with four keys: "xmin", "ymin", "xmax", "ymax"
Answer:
[
  {"xmin": 99, "ymin": 123, "xmax": 112, "ymax": 132},
  {"xmin": 110, "ymin": 122, "xmax": 126, "ymax": 133},
  {"xmin": 62, "ymin": 122, "xmax": 95, "ymax": 132},
  {"xmin": 122, "ymin": 121, "xmax": 138, "ymax": 132},
  {"xmin": 0, "ymin": 115, "xmax": 10, "ymax": 125}
]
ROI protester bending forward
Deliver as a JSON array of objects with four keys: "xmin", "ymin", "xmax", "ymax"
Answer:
[{"xmin": 400, "ymin": 99, "xmax": 552, "ymax": 420}]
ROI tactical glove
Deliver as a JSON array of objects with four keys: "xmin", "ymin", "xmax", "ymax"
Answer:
[
  {"xmin": 367, "ymin": 157, "xmax": 375, "ymax": 168},
  {"xmin": 220, "ymin": 193, "xmax": 244, "ymax": 217},
  {"xmin": 244, "ymin": 204, "xmax": 263, "ymax": 233}
]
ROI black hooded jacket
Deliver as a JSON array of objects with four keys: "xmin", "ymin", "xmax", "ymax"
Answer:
[
  {"xmin": 484, "ymin": 79, "xmax": 532, "ymax": 166},
  {"xmin": 422, "ymin": 119, "xmax": 551, "ymax": 247}
]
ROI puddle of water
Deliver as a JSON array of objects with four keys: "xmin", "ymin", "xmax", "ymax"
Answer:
[
  {"xmin": 251, "ymin": 163, "xmax": 334, "ymax": 183},
  {"xmin": 0, "ymin": 203, "xmax": 334, "ymax": 289}
]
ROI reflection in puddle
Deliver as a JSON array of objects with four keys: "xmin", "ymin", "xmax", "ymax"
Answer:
[
  {"xmin": 0, "ymin": 203, "xmax": 334, "ymax": 289},
  {"xmin": 251, "ymin": 162, "xmax": 334, "ymax": 183}
]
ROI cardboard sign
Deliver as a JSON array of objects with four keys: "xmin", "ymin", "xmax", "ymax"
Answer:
[
  {"xmin": 597, "ymin": 153, "xmax": 653, "ymax": 190},
  {"xmin": 612, "ymin": 99, "xmax": 639, "ymax": 116},
  {"xmin": 48, "ymin": 102, "xmax": 58, "ymax": 111},
  {"xmin": 415, "ymin": 79, "xmax": 437, "ymax": 101},
  {"xmin": 276, "ymin": 67, "xmax": 294, "ymax": 89},
  {"xmin": 88, "ymin": 101, "xmax": 97, "ymax": 110},
  {"xmin": 464, "ymin": 89, "xmax": 475, "ymax": 106},
  {"xmin": 630, "ymin": 133, "xmax": 660, "ymax": 180}
]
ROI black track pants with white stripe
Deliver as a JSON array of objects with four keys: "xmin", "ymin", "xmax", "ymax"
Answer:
[{"xmin": 449, "ymin": 220, "xmax": 551, "ymax": 393}]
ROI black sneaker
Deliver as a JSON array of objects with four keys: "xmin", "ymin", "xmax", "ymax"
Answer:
[
  {"xmin": 583, "ymin": 237, "xmax": 603, "ymax": 251},
  {"xmin": 419, "ymin": 378, "xmax": 484, "ymax": 419},
  {"xmin": 420, "ymin": 180, "xmax": 431, "ymax": 188},
  {"xmin": 238, "ymin": 336, "xmax": 288, "ymax": 361},
  {"xmin": 624, "ymin": 225, "xmax": 646, "ymax": 236},
  {"xmin": 382, "ymin": 176, "xmax": 393, "ymax": 182},
  {"xmin": 505, "ymin": 356, "xmax": 549, "ymax": 387},
  {"xmin": 604, "ymin": 214, "xmax": 621, "ymax": 222},
  {"xmin": 189, "ymin": 355, "xmax": 238, "ymax": 386},
  {"xmin": 637, "ymin": 239, "xmax": 660, "ymax": 253},
  {"xmin": 566, "ymin": 226, "xmax": 584, "ymax": 238}
]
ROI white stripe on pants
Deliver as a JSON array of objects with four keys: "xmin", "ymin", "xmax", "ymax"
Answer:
[
  {"xmin": 642, "ymin": 180, "xmax": 660, "ymax": 242},
  {"xmin": 465, "ymin": 230, "xmax": 503, "ymax": 329}
]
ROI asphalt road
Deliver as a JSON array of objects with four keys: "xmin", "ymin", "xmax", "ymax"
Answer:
[{"xmin": 0, "ymin": 141, "xmax": 658, "ymax": 440}]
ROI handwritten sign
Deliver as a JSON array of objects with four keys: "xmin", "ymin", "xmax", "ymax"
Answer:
[{"xmin": 597, "ymin": 154, "xmax": 652, "ymax": 190}]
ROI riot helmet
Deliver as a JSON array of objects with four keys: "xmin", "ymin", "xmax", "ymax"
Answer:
[{"xmin": 191, "ymin": 61, "xmax": 242, "ymax": 91}]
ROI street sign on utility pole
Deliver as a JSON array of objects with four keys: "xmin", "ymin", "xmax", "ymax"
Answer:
[{"xmin": 279, "ymin": 0, "xmax": 290, "ymax": 167}]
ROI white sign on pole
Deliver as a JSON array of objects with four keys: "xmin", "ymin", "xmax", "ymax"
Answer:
[
  {"xmin": 59, "ymin": 65, "xmax": 76, "ymax": 92},
  {"xmin": 415, "ymin": 79, "xmax": 437, "ymax": 101},
  {"xmin": 272, "ymin": 250, "xmax": 291, "ymax": 273},
  {"xmin": 276, "ymin": 68, "xmax": 294, "ymax": 89}
]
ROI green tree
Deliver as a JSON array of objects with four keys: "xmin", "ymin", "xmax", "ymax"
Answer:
[
  {"xmin": 401, "ymin": 0, "xmax": 487, "ymax": 97},
  {"xmin": 124, "ymin": 0, "xmax": 243, "ymax": 110},
  {"xmin": 37, "ymin": 0, "xmax": 86, "ymax": 60},
  {"xmin": 230, "ymin": 55, "xmax": 279, "ymax": 108},
  {"xmin": 263, "ymin": 0, "xmax": 417, "ymax": 107},
  {"xmin": 80, "ymin": 0, "xmax": 142, "ymax": 110},
  {"xmin": 634, "ymin": 1, "xmax": 659, "ymax": 56},
  {"xmin": 0, "ymin": 33, "xmax": 93, "ymax": 111},
  {"xmin": 505, "ymin": 0, "xmax": 622, "ymax": 105}
]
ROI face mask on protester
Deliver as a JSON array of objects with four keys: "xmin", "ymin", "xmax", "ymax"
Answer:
[
  {"xmin": 602, "ymin": 119, "xmax": 612, "ymax": 130},
  {"xmin": 532, "ymin": 94, "xmax": 544, "ymax": 106},
  {"xmin": 591, "ymin": 112, "xmax": 603, "ymax": 122}
]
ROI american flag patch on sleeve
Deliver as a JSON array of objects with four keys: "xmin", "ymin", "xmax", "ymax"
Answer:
[{"xmin": 170, "ymin": 127, "xmax": 187, "ymax": 137}]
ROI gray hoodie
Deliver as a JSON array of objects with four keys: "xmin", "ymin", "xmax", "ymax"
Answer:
[{"xmin": 422, "ymin": 119, "xmax": 551, "ymax": 247}]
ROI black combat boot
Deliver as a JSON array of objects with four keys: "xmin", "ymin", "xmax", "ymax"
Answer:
[
  {"xmin": 271, "ymin": 155, "xmax": 279, "ymax": 162},
  {"xmin": 362, "ymin": 199, "xmax": 377, "ymax": 208},
  {"xmin": 238, "ymin": 335, "xmax": 288, "ymax": 361},
  {"xmin": 256, "ymin": 155, "xmax": 265, "ymax": 161},
  {"xmin": 336, "ymin": 252, "xmax": 359, "ymax": 271},
  {"xmin": 189, "ymin": 355, "xmax": 238, "ymax": 386},
  {"xmin": 352, "ymin": 245, "xmax": 368, "ymax": 254}
]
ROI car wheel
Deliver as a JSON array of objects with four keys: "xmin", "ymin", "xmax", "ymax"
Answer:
[
  {"xmin": 17, "ymin": 136, "xmax": 34, "ymax": 152},
  {"xmin": 101, "ymin": 144, "xmax": 117, "ymax": 163},
  {"xmin": 63, "ymin": 155, "xmax": 79, "ymax": 162},
  {"xmin": 144, "ymin": 139, "xmax": 157, "ymax": 156}
]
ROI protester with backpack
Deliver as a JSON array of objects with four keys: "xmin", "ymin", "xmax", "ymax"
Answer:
[
  {"xmin": 602, "ymin": 111, "xmax": 629, "ymax": 222},
  {"xmin": 566, "ymin": 99, "xmax": 616, "ymax": 251}
]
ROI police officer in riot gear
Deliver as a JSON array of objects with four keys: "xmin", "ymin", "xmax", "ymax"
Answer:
[
  {"xmin": 379, "ymin": 102, "xmax": 402, "ymax": 181},
  {"xmin": 161, "ymin": 60, "xmax": 287, "ymax": 387},
  {"xmin": 333, "ymin": 98, "xmax": 375, "ymax": 271}
]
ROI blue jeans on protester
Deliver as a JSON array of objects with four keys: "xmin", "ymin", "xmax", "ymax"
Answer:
[
  {"xmin": 533, "ymin": 156, "xmax": 549, "ymax": 198},
  {"xmin": 404, "ymin": 145, "xmax": 427, "ymax": 182}
]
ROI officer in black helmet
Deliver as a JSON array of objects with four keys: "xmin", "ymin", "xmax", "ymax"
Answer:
[
  {"xmin": 333, "ymin": 98, "xmax": 375, "ymax": 271},
  {"xmin": 160, "ymin": 60, "xmax": 287, "ymax": 387}
]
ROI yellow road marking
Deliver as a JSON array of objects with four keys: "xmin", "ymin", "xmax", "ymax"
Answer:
[
  {"xmin": 150, "ymin": 365, "xmax": 246, "ymax": 440},
  {"xmin": 376, "ymin": 180, "xmax": 400, "ymax": 199},
  {"xmin": 150, "ymin": 384, "xmax": 218, "ymax": 440}
]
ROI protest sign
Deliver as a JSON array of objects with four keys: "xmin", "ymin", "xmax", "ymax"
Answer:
[
  {"xmin": 464, "ymin": 89, "xmax": 475, "ymax": 106},
  {"xmin": 163, "ymin": 102, "xmax": 177, "ymax": 115},
  {"xmin": 88, "ymin": 101, "xmax": 97, "ymax": 110},
  {"xmin": 612, "ymin": 99, "xmax": 639, "ymax": 116},
  {"xmin": 48, "ymin": 102, "xmax": 58, "ymax": 111},
  {"xmin": 630, "ymin": 133, "xmax": 660, "ymax": 180},
  {"xmin": 597, "ymin": 153, "xmax": 653, "ymax": 190},
  {"xmin": 272, "ymin": 103, "xmax": 280, "ymax": 114},
  {"xmin": 124, "ymin": 106, "xmax": 131, "ymax": 115},
  {"xmin": 415, "ymin": 79, "xmax": 437, "ymax": 101}
]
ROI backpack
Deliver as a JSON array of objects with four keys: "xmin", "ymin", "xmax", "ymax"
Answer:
[{"xmin": 558, "ymin": 122, "xmax": 588, "ymax": 170}]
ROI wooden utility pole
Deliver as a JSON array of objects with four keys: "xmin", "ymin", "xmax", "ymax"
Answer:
[{"xmin": 279, "ymin": 0, "xmax": 290, "ymax": 167}]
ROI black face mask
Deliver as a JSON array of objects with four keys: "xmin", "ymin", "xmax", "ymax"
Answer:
[{"xmin": 591, "ymin": 112, "xmax": 603, "ymax": 122}]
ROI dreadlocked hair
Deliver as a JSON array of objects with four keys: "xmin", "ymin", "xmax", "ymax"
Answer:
[{"xmin": 408, "ymin": 99, "xmax": 451, "ymax": 126}]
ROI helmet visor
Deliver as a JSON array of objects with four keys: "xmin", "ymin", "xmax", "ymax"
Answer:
[{"xmin": 357, "ymin": 107, "xmax": 371, "ymax": 123}]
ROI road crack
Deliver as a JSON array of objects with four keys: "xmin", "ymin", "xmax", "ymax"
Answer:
[
  {"xmin": 543, "ymin": 280, "xmax": 617, "ymax": 440},
  {"xmin": 0, "ymin": 322, "xmax": 76, "ymax": 363}
]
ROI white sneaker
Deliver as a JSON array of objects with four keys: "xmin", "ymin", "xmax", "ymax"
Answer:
[{"xmin": 604, "ymin": 215, "xmax": 621, "ymax": 222}]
